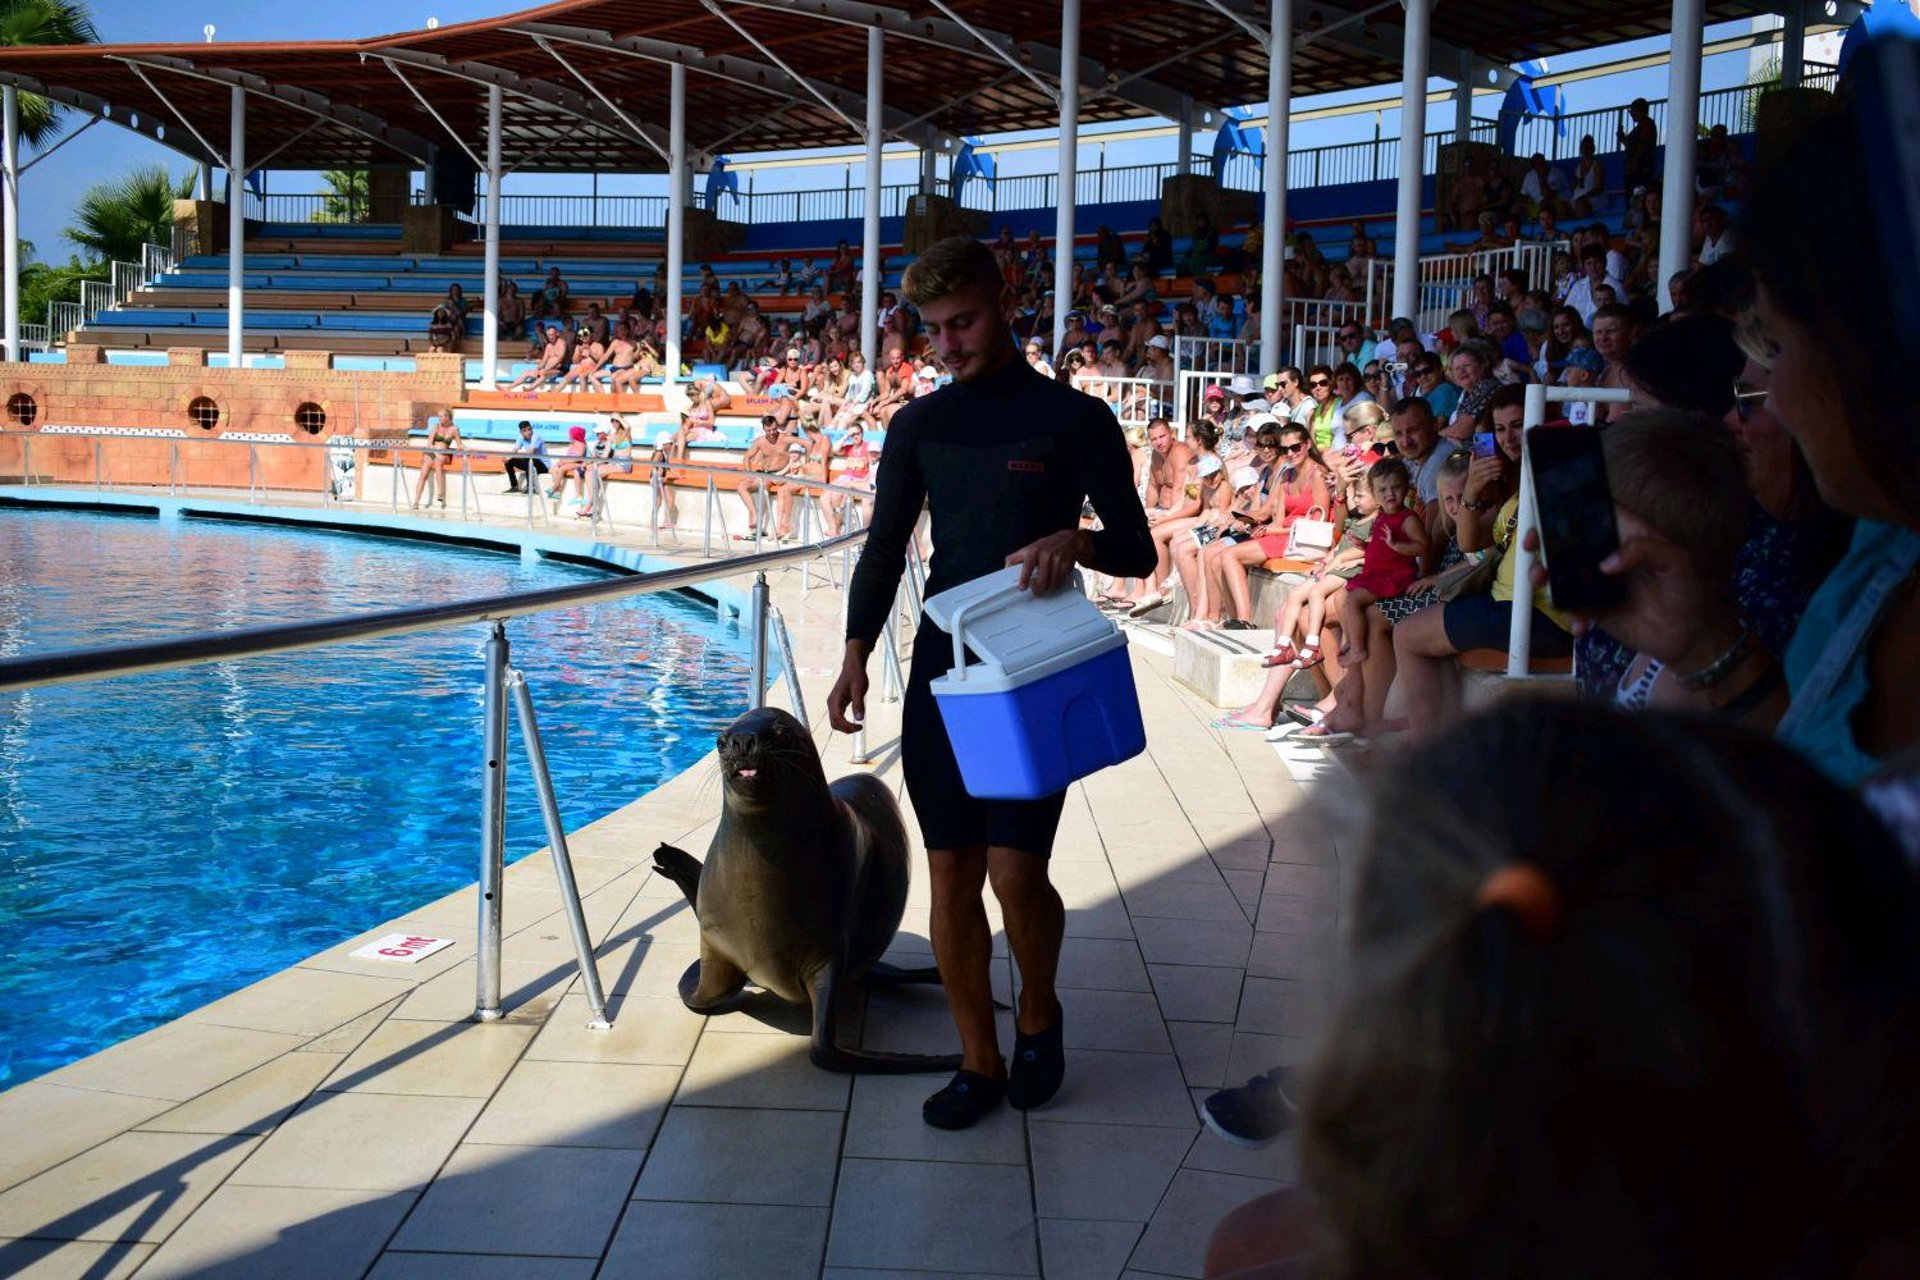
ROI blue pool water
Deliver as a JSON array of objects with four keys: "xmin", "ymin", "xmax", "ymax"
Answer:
[{"xmin": 0, "ymin": 509, "xmax": 749, "ymax": 1087}]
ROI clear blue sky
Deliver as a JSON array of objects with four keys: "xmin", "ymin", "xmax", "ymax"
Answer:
[{"xmin": 17, "ymin": 1, "xmax": 1778, "ymax": 263}]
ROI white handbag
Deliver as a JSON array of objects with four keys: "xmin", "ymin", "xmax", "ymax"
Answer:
[{"xmin": 1284, "ymin": 505, "xmax": 1338, "ymax": 560}]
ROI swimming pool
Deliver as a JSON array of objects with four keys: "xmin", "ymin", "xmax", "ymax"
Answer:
[{"xmin": 0, "ymin": 509, "xmax": 749, "ymax": 1087}]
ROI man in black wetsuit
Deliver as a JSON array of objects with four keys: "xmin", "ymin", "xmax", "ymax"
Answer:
[{"xmin": 827, "ymin": 236, "xmax": 1156, "ymax": 1130}]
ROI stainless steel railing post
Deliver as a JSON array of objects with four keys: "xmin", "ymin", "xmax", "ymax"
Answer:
[
  {"xmin": 702, "ymin": 475, "xmax": 716, "ymax": 558},
  {"xmin": 506, "ymin": 668, "xmax": 612, "ymax": 1029},
  {"xmin": 748, "ymin": 570, "xmax": 770, "ymax": 711},
  {"xmin": 459, "ymin": 451, "xmax": 473, "ymax": 521},
  {"xmin": 475, "ymin": 622, "xmax": 510, "ymax": 1023},
  {"xmin": 769, "ymin": 604, "xmax": 807, "ymax": 726},
  {"xmin": 169, "ymin": 442, "xmax": 180, "ymax": 495},
  {"xmin": 525, "ymin": 461, "xmax": 537, "ymax": 529}
]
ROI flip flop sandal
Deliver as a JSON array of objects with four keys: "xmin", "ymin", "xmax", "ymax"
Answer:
[
  {"xmin": 1297, "ymin": 724, "xmax": 1354, "ymax": 744},
  {"xmin": 1283, "ymin": 704, "xmax": 1327, "ymax": 727},
  {"xmin": 1261, "ymin": 641, "xmax": 1300, "ymax": 668},
  {"xmin": 1127, "ymin": 594, "xmax": 1168, "ymax": 619},
  {"xmin": 1212, "ymin": 716, "xmax": 1272, "ymax": 732},
  {"xmin": 1222, "ymin": 619, "xmax": 1257, "ymax": 631}
]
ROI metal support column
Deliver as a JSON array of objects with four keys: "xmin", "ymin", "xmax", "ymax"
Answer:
[
  {"xmin": 1052, "ymin": 0, "xmax": 1081, "ymax": 358},
  {"xmin": 1259, "ymin": 0, "xmax": 1291, "ymax": 379},
  {"xmin": 2, "ymin": 86, "xmax": 18, "ymax": 365},
  {"xmin": 1454, "ymin": 50, "xmax": 1474, "ymax": 144},
  {"xmin": 748, "ymin": 570, "xmax": 770, "ymax": 710},
  {"xmin": 226, "ymin": 85, "xmax": 246, "ymax": 368},
  {"xmin": 1781, "ymin": 0, "xmax": 1806, "ymax": 89},
  {"xmin": 198, "ymin": 163, "xmax": 213, "ymax": 202},
  {"xmin": 1176, "ymin": 100, "xmax": 1193, "ymax": 176},
  {"xmin": 920, "ymin": 145, "xmax": 938, "ymax": 195},
  {"xmin": 1391, "ymin": 0, "xmax": 1430, "ymax": 324},
  {"xmin": 861, "ymin": 25, "xmax": 884, "ymax": 369},
  {"xmin": 665, "ymin": 63, "xmax": 687, "ymax": 386},
  {"xmin": 480, "ymin": 85, "xmax": 503, "ymax": 389},
  {"xmin": 475, "ymin": 623, "xmax": 509, "ymax": 1022},
  {"xmin": 1658, "ymin": 0, "xmax": 1703, "ymax": 312}
]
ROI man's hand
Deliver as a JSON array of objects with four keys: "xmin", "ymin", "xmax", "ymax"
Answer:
[
  {"xmin": 827, "ymin": 643, "xmax": 871, "ymax": 734},
  {"xmin": 1006, "ymin": 529, "xmax": 1093, "ymax": 594}
]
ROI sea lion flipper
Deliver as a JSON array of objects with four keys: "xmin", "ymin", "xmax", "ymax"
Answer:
[
  {"xmin": 807, "ymin": 966, "xmax": 963, "ymax": 1075},
  {"xmin": 864, "ymin": 960, "xmax": 944, "ymax": 986},
  {"xmin": 679, "ymin": 949, "xmax": 747, "ymax": 1013},
  {"xmin": 652, "ymin": 842, "xmax": 704, "ymax": 908}
]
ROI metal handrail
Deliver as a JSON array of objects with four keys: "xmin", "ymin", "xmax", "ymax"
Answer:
[
  {"xmin": 0, "ymin": 529, "xmax": 861, "ymax": 695},
  {"xmin": 0, "ymin": 427, "xmax": 876, "ymax": 694}
]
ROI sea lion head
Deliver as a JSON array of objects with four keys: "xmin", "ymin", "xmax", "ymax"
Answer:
[{"xmin": 715, "ymin": 706, "xmax": 828, "ymax": 813}]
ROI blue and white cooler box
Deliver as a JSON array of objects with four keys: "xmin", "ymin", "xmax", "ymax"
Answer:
[{"xmin": 924, "ymin": 567, "xmax": 1148, "ymax": 800}]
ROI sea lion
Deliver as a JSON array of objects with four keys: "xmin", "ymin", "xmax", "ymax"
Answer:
[{"xmin": 651, "ymin": 706, "xmax": 959, "ymax": 1074}]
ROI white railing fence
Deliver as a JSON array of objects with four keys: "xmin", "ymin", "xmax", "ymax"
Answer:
[
  {"xmin": 1084, "ymin": 375, "xmax": 1174, "ymax": 431},
  {"xmin": 1291, "ymin": 324, "xmax": 1343, "ymax": 373},
  {"xmin": 1172, "ymin": 369, "xmax": 1236, "ymax": 434}
]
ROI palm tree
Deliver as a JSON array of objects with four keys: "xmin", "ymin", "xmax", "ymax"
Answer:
[
  {"xmin": 67, "ymin": 165, "xmax": 193, "ymax": 264},
  {"xmin": 320, "ymin": 169, "xmax": 369, "ymax": 223},
  {"xmin": 0, "ymin": 0, "xmax": 101, "ymax": 150}
]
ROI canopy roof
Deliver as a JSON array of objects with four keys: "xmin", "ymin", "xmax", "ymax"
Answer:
[{"xmin": 0, "ymin": 0, "xmax": 1820, "ymax": 174}]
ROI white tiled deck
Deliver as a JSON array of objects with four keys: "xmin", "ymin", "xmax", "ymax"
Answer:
[{"xmin": 0, "ymin": 504, "xmax": 1343, "ymax": 1280}]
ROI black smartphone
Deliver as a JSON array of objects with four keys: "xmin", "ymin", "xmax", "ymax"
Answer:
[{"xmin": 1526, "ymin": 426, "xmax": 1624, "ymax": 611}]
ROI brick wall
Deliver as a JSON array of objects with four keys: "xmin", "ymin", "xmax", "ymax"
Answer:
[{"xmin": 0, "ymin": 350, "xmax": 465, "ymax": 492}]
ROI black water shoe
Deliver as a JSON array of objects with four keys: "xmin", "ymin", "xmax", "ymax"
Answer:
[
  {"xmin": 1008, "ymin": 1003, "xmax": 1065, "ymax": 1110},
  {"xmin": 923, "ymin": 1070, "xmax": 1006, "ymax": 1130}
]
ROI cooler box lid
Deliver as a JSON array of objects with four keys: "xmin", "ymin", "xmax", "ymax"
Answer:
[{"xmin": 923, "ymin": 566, "xmax": 1119, "ymax": 685}]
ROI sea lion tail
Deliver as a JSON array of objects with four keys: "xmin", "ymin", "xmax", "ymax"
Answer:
[{"xmin": 651, "ymin": 843, "xmax": 703, "ymax": 908}]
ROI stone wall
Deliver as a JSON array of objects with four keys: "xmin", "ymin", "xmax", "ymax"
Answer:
[{"xmin": 0, "ymin": 350, "xmax": 466, "ymax": 493}]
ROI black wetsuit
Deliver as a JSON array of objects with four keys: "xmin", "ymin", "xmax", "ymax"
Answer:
[{"xmin": 846, "ymin": 356, "xmax": 1156, "ymax": 854}]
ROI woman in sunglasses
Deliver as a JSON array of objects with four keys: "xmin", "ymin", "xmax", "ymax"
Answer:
[{"xmin": 1190, "ymin": 424, "xmax": 1331, "ymax": 630}]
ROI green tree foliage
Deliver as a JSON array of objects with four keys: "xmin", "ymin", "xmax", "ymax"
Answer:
[
  {"xmin": 0, "ymin": 0, "xmax": 101, "ymax": 149},
  {"xmin": 20, "ymin": 255, "xmax": 105, "ymax": 326},
  {"xmin": 67, "ymin": 165, "xmax": 194, "ymax": 264},
  {"xmin": 320, "ymin": 170, "xmax": 369, "ymax": 223}
]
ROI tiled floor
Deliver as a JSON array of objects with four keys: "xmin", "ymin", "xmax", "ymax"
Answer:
[{"xmin": 0, "ymin": 509, "xmax": 1342, "ymax": 1280}]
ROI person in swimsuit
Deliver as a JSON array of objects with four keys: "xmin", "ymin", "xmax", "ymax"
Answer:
[
  {"xmin": 772, "ymin": 418, "xmax": 830, "ymax": 540},
  {"xmin": 827, "ymin": 236, "xmax": 1155, "ymax": 1132},
  {"xmin": 600, "ymin": 322, "xmax": 638, "ymax": 394},
  {"xmin": 825, "ymin": 415, "xmax": 875, "ymax": 534},
  {"xmin": 650, "ymin": 416, "xmax": 691, "ymax": 531},
  {"xmin": 409, "ymin": 413, "xmax": 461, "ymax": 509},
  {"xmin": 580, "ymin": 418, "xmax": 635, "ymax": 518},
  {"xmin": 557, "ymin": 328, "xmax": 607, "ymax": 394},
  {"xmin": 507, "ymin": 325, "xmax": 568, "ymax": 393},
  {"xmin": 546, "ymin": 424, "xmax": 591, "ymax": 507},
  {"xmin": 1198, "ymin": 423, "xmax": 1331, "ymax": 628},
  {"xmin": 733, "ymin": 415, "xmax": 790, "ymax": 538}
]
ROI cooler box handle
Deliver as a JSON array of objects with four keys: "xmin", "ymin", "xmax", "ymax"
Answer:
[{"xmin": 945, "ymin": 571, "xmax": 1084, "ymax": 683}]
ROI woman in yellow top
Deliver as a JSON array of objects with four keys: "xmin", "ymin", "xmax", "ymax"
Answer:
[{"xmin": 1389, "ymin": 384, "xmax": 1570, "ymax": 740}]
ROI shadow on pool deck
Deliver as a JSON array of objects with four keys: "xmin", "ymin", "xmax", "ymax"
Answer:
[{"xmin": 0, "ymin": 562, "xmax": 1344, "ymax": 1280}]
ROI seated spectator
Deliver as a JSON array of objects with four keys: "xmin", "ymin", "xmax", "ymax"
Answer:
[
  {"xmin": 1538, "ymin": 306, "xmax": 1589, "ymax": 382},
  {"xmin": 1518, "ymin": 151, "xmax": 1569, "ymax": 221},
  {"xmin": 1142, "ymin": 216, "xmax": 1175, "ymax": 276},
  {"xmin": 1569, "ymin": 133, "xmax": 1604, "ymax": 216},
  {"xmin": 1696, "ymin": 202, "xmax": 1735, "ymax": 268},
  {"xmin": 1291, "ymin": 451, "xmax": 1470, "ymax": 742},
  {"xmin": 1206, "ymin": 701, "xmax": 1920, "ymax": 1277},
  {"xmin": 1128, "ymin": 420, "xmax": 1226, "ymax": 618},
  {"xmin": 426, "ymin": 306, "xmax": 459, "ymax": 353},
  {"xmin": 1180, "ymin": 213, "xmax": 1220, "ymax": 277},
  {"xmin": 546, "ymin": 424, "xmax": 590, "ymax": 507},
  {"xmin": 772, "ymin": 418, "xmax": 830, "ymax": 540},
  {"xmin": 556, "ymin": 327, "xmax": 606, "ymax": 394},
  {"xmin": 825, "ymin": 239, "xmax": 856, "ymax": 298},
  {"xmin": 578, "ymin": 418, "xmax": 636, "ymax": 520},
  {"xmin": 1301, "ymin": 365, "xmax": 1345, "ymax": 452},
  {"xmin": 1574, "ymin": 410, "xmax": 1786, "ymax": 726},
  {"xmin": 1694, "ymin": 122, "xmax": 1744, "ymax": 201},
  {"xmin": 1559, "ymin": 346, "xmax": 1606, "ymax": 423},
  {"xmin": 1094, "ymin": 223, "xmax": 1128, "ymax": 272},
  {"xmin": 1444, "ymin": 340, "xmax": 1500, "ymax": 438},
  {"xmin": 502, "ymin": 419, "xmax": 549, "ymax": 494},
  {"xmin": 507, "ymin": 324, "xmax": 568, "ymax": 392},
  {"xmin": 1563, "ymin": 247, "xmax": 1625, "ymax": 327},
  {"xmin": 496, "ymin": 279, "xmax": 526, "ymax": 344},
  {"xmin": 1409, "ymin": 353, "xmax": 1459, "ymax": 424},
  {"xmin": 1393, "ymin": 385, "xmax": 1568, "ymax": 740},
  {"xmin": 441, "ymin": 281, "xmax": 469, "ymax": 322},
  {"xmin": 535, "ymin": 267, "xmax": 569, "ymax": 323},
  {"xmin": 1332, "ymin": 362, "xmax": 1367, "ymax": 406},
  {"xmin": 1191, "ymin": 424, "xmax": 1331, "ymax": 630},
  {"xmin": 1171, "ymin": 455, "xmax": 1264, "ymax": 626}
]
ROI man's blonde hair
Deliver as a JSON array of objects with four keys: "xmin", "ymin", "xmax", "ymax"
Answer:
[{"xmin": 901, "ymin": 236, "xmax": 1006, "ymax": 308}]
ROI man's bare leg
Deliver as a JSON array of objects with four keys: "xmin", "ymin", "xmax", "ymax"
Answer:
[
  {"xmin": 987, "ymin": 847, "xmax": 1063, "ymax": 1037},
  {"xmin": 927, "ymin": 846, "xmax": 1002, "ymax": 1077}
]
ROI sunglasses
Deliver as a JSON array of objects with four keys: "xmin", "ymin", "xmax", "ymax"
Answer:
[
  {"xmin": 1281, "ymin": 443, "xmax": 1307, "ymax": 455},
  {"xmin": 1308, "ymin": 378, "xmax": 1330, "ymax": 388},
  {"xmin": 1255, "ymin": 442, "xmax": 1282, "ymax": 452}
]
